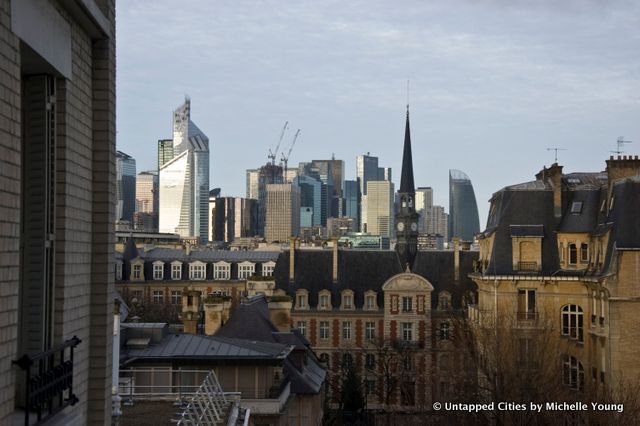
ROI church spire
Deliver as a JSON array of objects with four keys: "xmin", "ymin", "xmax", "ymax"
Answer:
[{"xmin": 399, "ymin": 106, "xmax": 415, "ymax": 194}]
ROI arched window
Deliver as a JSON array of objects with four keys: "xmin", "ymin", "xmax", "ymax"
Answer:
[
  {"xmin": 561, "ymin": 305, "xmax": 583, "ymax": 342},
  {"xmin": 342, "ymin": 353, "xmax": 353, "ymax": 369},
  {"xmin": 562, "ymin": 355, "xmax": 584, "ymax": 391}
]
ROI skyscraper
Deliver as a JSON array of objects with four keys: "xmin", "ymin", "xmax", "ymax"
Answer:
[
  {"xmin": 343, "ymin": 180, "xmax": 359, "ymax": 221},
  {"xmin": 365, "ymin": 180, "xmax": 394, "ymax": 237},
  {"xmin": 157, "ymin": 139, "xmax": 174, "ymax": 170},
  {"xmin": 427, "ymin": 205, "xmax": 448, "ymax": 238},
  {"xmin": 210, "ymin": 197, "xmax": 258, "ymax": 243},
  {"xmin": 448, "ymin": 169, "xmax": 480, "ymax": 241},
  {"xmin": 415, "ymin": 187, "xmax": 433, "ymax": 233},
  {"xmin": 356, "ymin": 153, "xmax": 391, "ymax": 232},
  {"xmin": 256, "ymin": 163, "xmax": 284, "ymax": 236},
  {"xmin": 116, "ymin": 150, "xmax": 136, "ymax": 223},
  {"xmin": 246, "ymin": 168, "xmax": 260, "ymax": 199},
  {"xmin": 158, "ymin": 98, "xmax": 210, "ymax": 244},
  {"xmin": 265, "ymin": 184, "xmax": 300, "ymax": 242},
  {"xmin": 293, "ymin": 174, "xmax": 322, "ymax": 227},
  {"xmin": 135, "ymin": 170, "xmax": 158, "ymax": 231}
]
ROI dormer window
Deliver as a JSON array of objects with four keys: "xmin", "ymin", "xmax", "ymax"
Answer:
[
  {"xmin": 171, "ymin": 262, "xmax": 182, "ymax": 280},
  {"xmin": 341, "ymin": 290, "xmax": 354, "ymax": 310},
  {"xmin": 238, "ymin": 261, "xmax": 255, "ymax": 279},
  {"xmin": 130, "ymin": 259, "xmax": 144, "ymax": 281},
  {"xmin": 318, "ymin": 291, "xmax": 332, "ymax": 310},
  {"xmin": 364, "ymin": 292, "xmax": 377, "ymax": 311},
  {"xmin": 189, "ymin": 262, "xmax": 206, "ymax": 280},
  {"xmin": 438, "ymin": 291, "xmax": 452, "ymax": 311},
  {"xmin": 132, "ymin": 264, "xmax": 142, "ymax": 280},
  {"xmin": 570, "ymin": 201, "xmax": 583, "ymax": 214},
  {"xmin": 152, "ymin": 261, "xmax": 164, "ymax": 280},
  {"xmin": 262, "ymin": 261, "xmax": 276, "ymax": 277},
  {"xmin": 580, "ymin": 244, "xmax": 589, "ymax": 262},
  {"xmin": 213, "ymin": 262, "xmax": 231, "ymax": 280},
  {"xmin": 295, "ymin": 289, "xmax": 308, "ymax": 310}
]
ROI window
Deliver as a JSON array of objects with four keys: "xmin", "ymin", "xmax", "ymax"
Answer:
[
  {"xmin": 319, "ymin": 293, "xmax": 331, "ymax": 310},
  {"xmin": 342, "ymin": 353, "xmax": 353, "ymax": 369},
  {"xmin": 342, "ymin": 292, "xmax": 353, "ymax": 309},
  {"xmin": 561, "ymin": 305, "xmax": 584, "ymax": 342},
  {"xmin": 153, "ymin": 263, "xmax": 164, "ymax": 280},
  {"xmin": 570, "ymin": 201, "xmax": 583, "ymax": 214},
  {"xmin": 171, "ymin": 263, "xmax": 182, "ymax": 280},
  {"xmin": 297, "ymin": 321, "xmax": 307, "ymax": 336},
  {"xmin": 213, "ymin": 262, "xmax": 230, "ymax": 280},
  {"xmin": 319, "ymin": 321, "xmax": 329, "ymax": 340},
  {"xmin": 562, "ymin": 355, "xmax": 584, "ymax": 391},
  {"xmin": 365, "ymin": 322, "xmax": 376, "ymax": 340},
  {"xmin": 559, "ymin": 242, "xmax": 565, "ymax": 262},
  {"xmin": 262, "ymin": 261, "xmax": 275, "ymax": 277},
  {"xmin": 439, "ymin": 322, "xmax": 451, "ymax": 340},
  {"xmin": 365, "ymin": 379, "xmax": 376, "ymax": 395},
  {"xmin": 569, "ymin": 244, "xmax": 577, "ymax": 265},
  {"xmin": 580, "ymin": 244, "xmax": 589, "ymax": 262},
  {"xmin": 153, "ymin": 290, "xmax": 164, "ymax": 304},
  {"xmin": 403, "ymin": 355, "xmax": 413, "ymax": 371},
  {"xmin": 365, "ymin": 294, "xmax": 376, "ymax": 310},
  {"xmin": 517, "ymin": 289, "xmax": 536, "ymax": 320},
  {"xmin": 319, "ymin": 353, "xmax": 329, "ymax": 364},
  {"xmin": 402, "ymin": 297, "xmax": 413, "ymax": 313},
  {"xmin": 115, "ymin": 262, "xmax": 123, "ymax": 281},
  {"xmin": 401, "ymin": 322, "xmax": 413, "ymax": 341},
  {"xmin": 189, "ymin": 263, "xmax": 206, "ymax": 280},
  {"xmin": 171, "ymin": 290, "xmax": 181, "ymax": 305},
  {"xmin": 132, "ymin": 264, "xmax": 142, "ymax": 280},
  {"xmin": 238, "ymin": 262, "xmax": 255, "ymax": 279},
  {"xmin": 438, "ymin": 292, "xmax": 451, "ymax": 311},
  {"xmin": 365, "ymin": 353, "xmax": 376, "ymax": 369},
  {"xmin": 296, "ymin": 292, "xmax": 307, "ymax": 309},
  {"xmin": 342, "ymin": 321, "xmax": 352, "ymax": 340},
  {"xmin": 131, "ymin": 290, "xmax": 142, "ymax": 303}
]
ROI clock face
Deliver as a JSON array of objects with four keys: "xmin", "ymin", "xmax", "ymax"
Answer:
[
  {"xmin": 397, "ymin": 222, "xmax": 405, "ymax": 232},
  {"xmin": 411, "ymin": 222, "xmax": 418, "ymax": 232}
]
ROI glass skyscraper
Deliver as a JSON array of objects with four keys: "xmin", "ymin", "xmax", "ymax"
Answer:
[
  {"xmin": 159, "ymin": 97, "xmax": 210, "ymax": 244},
  {"xmin": 448, "ymin": 169, "xmax": 480, "ymax": 241},
  {"xmin": 116, "ymin": 150, "xmax": 136, "ymax": 223}
]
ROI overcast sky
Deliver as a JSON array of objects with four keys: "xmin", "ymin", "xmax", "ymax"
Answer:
[{"xmin": 116, "ymin": 0, "xmax": 640, "ymax": 225}]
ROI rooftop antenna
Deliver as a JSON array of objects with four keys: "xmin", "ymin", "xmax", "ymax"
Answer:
[
  {"xmin": 611, "ymin": 136, "xmax": 632, "ymax": 154},
  {"xmin": 546, "ymin": 147, "xmax": 567, "ymax": 163},
  {"xmin": 406, "ymin": 79, "xmax": 410, "ymax": 112}
]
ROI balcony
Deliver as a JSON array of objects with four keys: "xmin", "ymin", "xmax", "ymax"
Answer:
[
  {"xmin": 517, "ymin": 311, "xmax": 539, "ymax": 321},
  {"xmin": 12, "ymin": 336, "xmax": 81, "ymax": 426},
  {"xmin": 516, "ymin": 261, "xmax": 538, "ymax": 272}
]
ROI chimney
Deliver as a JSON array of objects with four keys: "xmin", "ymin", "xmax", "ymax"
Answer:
[
  {"xmin": 606, "ymin": 155, "xmax": 640, "ymax": 212},
  {"xmin": 289, "ymin": 237, "xmax": 297, "ymax": 282},
  {"xmin": 332, "ymin": 238, "xmax": 339, "ymax": 283},
  {"xmin": 181, "ymin": 289, "xmax": 201, "ymax": 334},
  {"xmin": 535, "ymin": 163, "xmax": 564, "ymax": 217},
  {"xmin": 268, "ymin": 295, "xmax": 292, "ymax": 332},
  {"xmin": 185, "ymin": 242, "xmax": 191, "ymax": 256},
  {"xmin": 452, "ymin": 237, "xmax": 460, "ymax": 283}
]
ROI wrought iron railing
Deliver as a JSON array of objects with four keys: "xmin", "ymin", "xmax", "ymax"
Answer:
[
  {"xmin": 13, "ymin": 336, "xmax": 81, "ymax": 426},
  {"xmin": 517, "ymin": 261, "xmax": 538, "ymax": 272}
]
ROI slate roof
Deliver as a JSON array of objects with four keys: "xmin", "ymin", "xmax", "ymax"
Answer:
[
  {"xmin": 272, "ymin": 248, "xmax": 478, "ymax": 310},
  {"xmin": 510, "ymin": 225, "xmax": 544, "ymax": 237},
  {"xmin": 124, "ymin": 332, "xmax": 291, "ymax": 362}
]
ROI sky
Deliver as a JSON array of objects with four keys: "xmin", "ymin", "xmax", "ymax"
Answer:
[{"xmin": 116, "ymin": 0, "xmax": 640, "ymax": 225}]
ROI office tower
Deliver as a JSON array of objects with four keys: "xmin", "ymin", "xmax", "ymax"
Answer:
[
  {"xmin": 365, "ymin": 180, "xmax": 394, "ymax": 237},
  {"xmin": 415, "ymin": 187, "xmax": 433, "ymax": 233},
  {"xmin": 159, "ymin": 98, "xmax": 210, "ymax": 244},
  {"xmin": 157, "ymin": 139, "xmax": 174, "ymax": 170},
  {"xmin": 356, "ymin": 153, "xmax": 379, "ymax": 197},
  {"xmin": 246, "ymin": 168, "xmax": 260, "ymax": 199},
  {"xmin": 427, "ymin": 205, "xmax": 448, "ymax": 238},
  {"xmin": 0, "ymin": 1, "xmax": 116, "ymax": 422},
  {"xmin": 293, "ymin": 175, "xmax": 322, "ymax": 227},
  {"xmin": 116, "ymin": 150, "xmax": 136, "ymax": 223},
  {"xmin": 378, "ymin": 166, "xmax": 392, "ymax": 182},
  {"xmin": 210, "ymin": 197, "xmax": 258, "ymax": 243},
  {"xmin": 448, "ymin": 169, "xmax": 480, "ymax": 241},
  {"xmin": 311, "ymin": 158, "xmax": 344, "ymax": 217},
  {"xmin": 300, "ymin": 207, "xmax": 313, "ymax": 228},
  {"xmin": 134, "ymin": 171, "xmax": 158, "ymax": 231},
  {"xmin": 265, "ymin": 184, "xmax": 300, "ymax": 242},
  {"xmin": 395, "ymin": 107, "xmax": 420, "ymax": 268},
  {"xmin": 343, "ymin": 180, "xmax": 359, "ymax": 221},
  {"xmin": 255, "ymin": 163, "xmax": 284, "ymax": 236}
]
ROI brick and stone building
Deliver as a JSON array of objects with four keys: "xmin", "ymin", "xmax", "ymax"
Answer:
[{"xmin": 0, "ymin": 0, "xmax": 116, "ymax": 423}]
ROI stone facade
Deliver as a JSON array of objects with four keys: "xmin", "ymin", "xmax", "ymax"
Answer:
[{"xmin": 0, "ymin": 0, "xmax": 116, "ymax": 423}]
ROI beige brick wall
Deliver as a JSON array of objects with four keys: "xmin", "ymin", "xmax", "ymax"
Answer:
[{"xmin": 0, "ymin": 0, "xmax": 21, "ymax": 419}]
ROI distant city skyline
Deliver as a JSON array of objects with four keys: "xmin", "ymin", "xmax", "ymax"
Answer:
[{"xmin": 116, "ymin": 0, "xmax": 640, "ymax": 225}]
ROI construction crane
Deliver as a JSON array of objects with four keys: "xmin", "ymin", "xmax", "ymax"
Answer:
[
  {"xmin": 281, "ymin": 129, "xmax": 300, "ymax": 182},
  {"xmin": 546, "ymin": 147, "xmax": 567, "ymax": 163},
  {"xmin": 611, "ymin": 136, "xmax": 632, "ymax": 155},
  {"xmin": 268, "ymin": 121, "xmax": 288, "ymax": 165}
]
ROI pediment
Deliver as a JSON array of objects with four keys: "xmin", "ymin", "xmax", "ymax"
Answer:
[{"xmin": 382, "ymin": 272, "xmax": 434, "ymax": 292}]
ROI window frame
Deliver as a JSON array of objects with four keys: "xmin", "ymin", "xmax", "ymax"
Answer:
[
  {"xmin": 342, "ymin": 321, "xmax": 352, "ymax": 340},
  {"xmin": 402, "ymin": 296, "xmax": 413, "ymax": 313},
  {"xmin": 401, "ymin": 322, "xmax": 413, "ymax": 342},
  {"xmin": 319, "ymin": 321, "xmax": 329, "ymax": 340},
  {"xmin": 365, "ymin": 321, "xmax": 376, "ymax": 340},
  {"xmin": 152, "ymin": 290, "xmax": 164, "ymax": 304}
]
